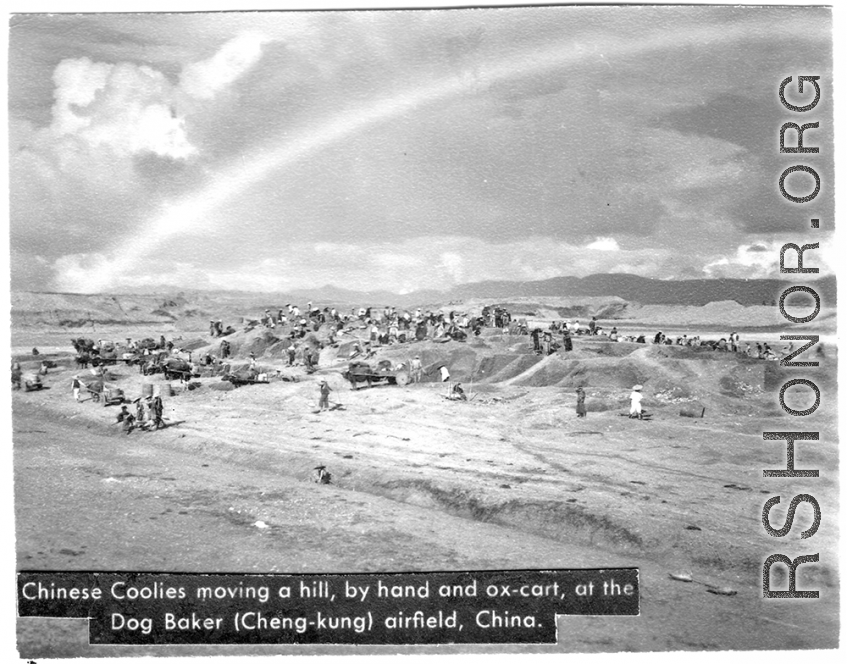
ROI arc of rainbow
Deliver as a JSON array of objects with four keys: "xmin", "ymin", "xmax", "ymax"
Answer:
[{"xmin": 73, "ymin": 19, "xmax": 817, "ymax": 292}]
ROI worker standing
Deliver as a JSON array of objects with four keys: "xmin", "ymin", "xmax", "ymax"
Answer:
[
  {"xmin": 531, "ymin": 328, "xmax": 541, "ymax": 353},
  {"xmin": 136, "ymin": 399, "xmax": 146, "ymax": 429},
  {"xmin": 629, "ymin": 384, "xmax": 643, "ymax": 419},
  {"xmin": 318, "ymin": 380, "xmax": 332, "ymax": 411},
  {"xmin": 410, "ymin": 355, "xmax": 422, "ymax": 384},
  {"xmin": 68, "ymin": 374, "xmax": 82, "ymax": 401},
  {"xmin": 116, "ymin": 405, "xmax": 135, "ymax": 435},
  {"xmin": 150, "ymin": 396, "xmax": 164, "ymax": 430},
  {"xmin": 576, "ymin": 387, "xmax": 587, "ymax": 418},
  {"xmin": 563, "ymin": 329, "xmax": 573, "ymax": 352}
]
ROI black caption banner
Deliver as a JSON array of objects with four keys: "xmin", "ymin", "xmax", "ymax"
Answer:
[{"xmin": 18, "ymin": 569, "xmax": 639, "ymax": 645}]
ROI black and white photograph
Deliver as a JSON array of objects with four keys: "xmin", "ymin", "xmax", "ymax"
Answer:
[{"xmin": 7, "ymin": 2, "xmax": 838, "ymax": 658}]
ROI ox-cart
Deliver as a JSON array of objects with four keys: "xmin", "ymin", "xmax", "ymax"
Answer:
[
  {"xmin": 22, "ymin": 373, "xmax": 43, "ymax": 392},
  {"xmin": 85, "ymin": 382, "xmax": 126, "ymax": 406},
  {"xmin": 343, "ymin": 360, "xmax": 410, "ymax": 389},
  {"xmin": 222, "ymin": 368, "xmax": 271, "ymax": 387}
]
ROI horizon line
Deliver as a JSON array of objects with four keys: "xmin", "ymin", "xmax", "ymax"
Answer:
[{"xmin": 12, "ymin": 272, "xmax": 836, "ymax": 298}]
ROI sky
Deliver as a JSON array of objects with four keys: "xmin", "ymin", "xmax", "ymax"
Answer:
[{"xmin": 7, "ymin": 6, "xmax": 835, "ymax": 294}]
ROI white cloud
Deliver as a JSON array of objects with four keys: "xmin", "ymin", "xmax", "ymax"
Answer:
[
  {"xmin": 180, "ymin": 32, "xmax": 269, "ymax": 100},
  {"xmin": 373, "ymin": 253, "xmax": 424, "ymax": 270},
  {"xmin": 48, "ymin": 58, "xmax": 195, "ymax": 160},
  {"xmin": 702, "ymin": 237, "xmax": 835, "ymax": 279},
  {"xmin": 53, "ymin": 232, "xmax": 836, "ymax": 296},
  {"xmin": 51, "ymin": 57, "xmax": 112, "ymax": 135},
  {"xmin": 438, "ymin": 252, "xmax": 465, "ymax": 283},
  {"xmin": 49, "ymin": 236, "xmax": 677, "ymax": 293},
  {"xmin": 39, "ymin": 33, "xmax": 273, "ymax": 165},
  {"xmin": 585, "ymin": 237, "xmax": 620, "ymax": 251},
  {"xmin": 52, "ymin": 253, "xmax": 121, "ymax": 293}
]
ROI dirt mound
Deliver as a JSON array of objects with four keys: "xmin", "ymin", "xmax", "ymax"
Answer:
[
  {"xmin": 638, "ymin": 344, "xmax": 727, "ymax": 361},
  {"xmin": 476, "ymin": 354, "xmax": 541, "ymax": 383},
  {"xmin": 198, "ymin": 325, "xmax": 334, "ymax": 363},
  {"xmin": 583, "ymin": 396, "xmax": 629, "ymax": 412},
  {"xmin": 653, "ymin": 385, "xmax": 697, "ymax": 403},
  {"xmin": 178, "ymin": 337, "xmax": 208, "ymax": 352},
  {"xmin": 719, "ymin": 364, "xmax": 766, "ymax": 398},
  {"xmin": 335, "ymin": 333, "xmax": 782, "ymax": 404},
  {"xmin": 626, "ymin": 300, "xmax": 813, "ymax": 327},
  {"xmin": 336, "ymin": 338, "xmax": 360, "ymax": 359},
  {"xmin": 545, "ymin": 304, "xmax": 602, "ymax": 319},
  {"xmin": 501, "ymin": 356, "xmax": 656, "ymax": 390},
  {"xmin": 568, "ymin": 340, "xmax": 641, "ymax": 358},
  {"xmin": 224, "ymin": 328, "xmax": 285, "ymax": 358},
  {"xmin": 413, "ymin": 345, "xmax": 478, "ymax": 381},
  {"xmin": 583, "ymin": 359, "xmax": 654, "ymax": 389},
  {"xmin": 477, "ymin": 328, "xmax": 514, "ymax": 343},
  {"xmin": 534, "ymin": 307, "xmax": 565, "ymax": 320},
  {"xmin": 502, "ymin": 356, "xmax": 569, "ymax": 387},
  {"xmin": 192, "ymin": 316, "xmax": 807, "ymax": 408}
]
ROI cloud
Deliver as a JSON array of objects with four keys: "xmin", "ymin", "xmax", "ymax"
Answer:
[
  {"xmin": 51, "ymin": 253, "xmax": 121, "ymax": 293},
  {"xmin": 47, "ymin": 235, "xmax": 709, "ymax": 294},
  {"xmin": 180, "ymin": 32, "xmax": 269, "ymax": 100},
  {"xmin": 50, "ymin": 57, "xmax": 195, "ymax": 160},
  {"xmin": 373, "ymin": 253, "xmax": 424, "ymax": 270},
  {"xmin": 702, "ymin": 238, "xmax": 835, "ymax": 279},
  {"xmin": 9, "ymin": 31, "xmax": 282, "ymax": 291},
  {"xmin": 53, "ymin": 230, "xmax": 836, "ymax": 295},
  {"xmin": 28, "ymin": 31, "xmax": 275, "ymax": 169},
  {"xmin": 438, "ymin": 252, "xmax": 465, "ymax": 284},
  {"xmin": 585, "ymin": 237, "xmax": 620, "ymax": 251},
  {"xmin": 702, "ymin": 241, "xmax": 780, "ymax": 279},
  {"xmin": 51, "ymin": 57, "xmax": 112, "ymax": 135}
]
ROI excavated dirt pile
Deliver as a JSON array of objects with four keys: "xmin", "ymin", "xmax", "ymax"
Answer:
[{"xmin": 258, "ymin": 327, "xmax": 809, "ymax": 412}]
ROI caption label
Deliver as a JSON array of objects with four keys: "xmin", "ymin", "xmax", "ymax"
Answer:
[{"xmin": 18, "ymin": 569, "xmax": 639, "ymax": 645}]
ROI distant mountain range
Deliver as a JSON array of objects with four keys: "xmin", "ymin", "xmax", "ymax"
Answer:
[
  {"xmin": 14, "ymin": 275, "xmax": 836, "ymax": 327},
  {"xmin": 286, "ymin": 274, "xmax": 837, "ymax": 308}
]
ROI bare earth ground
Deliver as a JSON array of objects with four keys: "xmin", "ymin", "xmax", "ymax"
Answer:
[{"xmin": 12, "ymin": 323, "xmax": 839, "ymax": 657}]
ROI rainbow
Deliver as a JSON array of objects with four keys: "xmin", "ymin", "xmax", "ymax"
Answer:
[{"xmin": 71, "ymin": 19, "xmax": 819, "ymax": 292}]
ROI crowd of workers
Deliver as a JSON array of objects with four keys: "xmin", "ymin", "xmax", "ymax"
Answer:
[
  {"xmin": 113, "ymin": 396, "xmax": 166, "ymax": 435},
  {"xmin": 14, "ymin": 295, "xmax": 808, "ymax": 430},
  {"xmin": 524, "ymin": 315, "xmax": 794, "ymax": 363},
  {"xmin": 57, "ymin": 334, "xmax": 197, "ymax": 434},
  {"xmin": 244, "ymin": 303, "xmax": 517, "ymax": 347}
]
